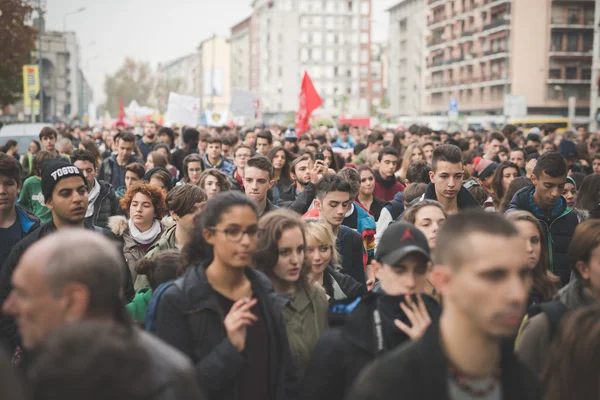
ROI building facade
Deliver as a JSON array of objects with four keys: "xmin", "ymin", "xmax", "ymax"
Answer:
[
  {"xmin": 231, "ymin": 16, "xmax": 252, "ymax": 91},
  {"xmin": 371, "ymin": 42, "xmax": 388, "ymax": 111},
  {"xmin": 248, "ymin": 0, "xmax": 373, "ymax": 121},
  {"xmin": 33, "ymin": 27, "xmax": 82, "ymax": 122},
  {"xmin": 198, "ymin": 35, "xmax": 232, "ymax": 113},
  {"xmin": 388, "ymin": 0, "xmax": 427, "ymax": 116},
  {"xmin": 155, "ymin": 53, "xmax": 201, "ymax": 112},
  {"xmin": 424, "ymin": 0, "xmax": 593, "ymax": 117}
]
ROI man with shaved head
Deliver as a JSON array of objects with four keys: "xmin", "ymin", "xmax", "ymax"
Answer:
[
  {"xmin": 2, "ymin": 230, "xmax": 203, "ymax": 400},
  {"xmin": 0, "ymin": 159, "xmax": 134, "ymax": 353}
]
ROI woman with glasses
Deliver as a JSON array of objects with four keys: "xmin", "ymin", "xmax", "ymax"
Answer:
[
  {"xmin": 154, "ymin": 191, "xmax": 297, "ymax": 400},
  {"xmin": 253, "ymin": 210, "xmax": 328, "ymax": 380},
  {"xmin": 176, "ymin": 154, "xmax": 204, "ymax": 186}
]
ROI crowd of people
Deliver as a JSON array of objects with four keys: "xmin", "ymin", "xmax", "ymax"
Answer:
[{"xmin": 0, "ymin": 120, "xmax": 599, "ymax": 400}]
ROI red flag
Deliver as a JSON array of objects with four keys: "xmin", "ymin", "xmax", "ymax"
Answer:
[
  {"xmin": 117, "ymin": 97, "xmax": 124, "ymax": 123},
  {"xmin": 295, "ymin": 71, "xmax": 322, "ymax": 135}
]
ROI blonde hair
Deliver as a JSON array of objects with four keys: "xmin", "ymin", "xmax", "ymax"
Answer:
[
  {"xmin": 303, "ymin": 218, "xmax": 339, "ymax": 266},
  {"xmin": 400, "ymin": 143, "xmax": 424, "ymax": 181}
]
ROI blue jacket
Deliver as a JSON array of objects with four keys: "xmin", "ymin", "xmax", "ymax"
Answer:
[
  {"xmin": 506, "ymin": 186, "xmax": 578, "ymax": 286},
  {"xmin": 354, "ymin": 202, "xmax": 376, "ymax": 265},
  {"xmin": 331, "ymin": 136, "xmax": 356, "ymax": 149},
  {"xmin": 202, "ymin": 154, "xmax": 234, "ymax": 175},
  {"xmin": 16, "ymin": 204, "xmax": 40, "ymax": 237}
]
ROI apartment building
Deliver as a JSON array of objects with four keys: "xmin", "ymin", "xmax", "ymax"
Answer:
[
  {"xmin": 231, "ymin": 16, "xmax": 252, "ymax": 91},
  {"xmin": 388, "ymin": 0, "xmax": 427, "ymax": 116},
  {"xmin": 424, "ymin": 0, "xmax": 594, "ymax": 117},
  {"xmin": 371, "ymin": 42, "xmax": 388, "ymax": 110},
  {"xmin": 155, "ymin": 53, "xmax": 201, "ymax": 111},
  {"xmin": 249, "ymin": 0, "xmax": 372, "ymax": 121}
]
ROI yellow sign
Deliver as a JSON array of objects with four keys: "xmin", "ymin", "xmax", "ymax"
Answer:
[{"xmin": 23, "ymin": 65, "xmax": 40, "ymax": 115}]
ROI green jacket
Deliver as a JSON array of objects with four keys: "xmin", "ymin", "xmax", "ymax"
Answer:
[
  {"xmin": 126, "ymin": 287, "xmax": 153, "ymax": 323},
  {"xmin": 18, "ymin": 176, "xmax": 52, "ymax": 224},
  {"xmin": 283, "ymin": 283, "xmax": 329, "ymax": 379}
]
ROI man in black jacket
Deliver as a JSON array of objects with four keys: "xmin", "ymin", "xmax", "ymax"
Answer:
[
  {"xmin": 314, "ymin": 175, "xmax": 365, "ymax": 284},
  {"xmin": 301, "ymin": 222, "xmax": 441, "ymax": 400},
  {"xmin": 2, "ymin": 230, "xmax": 202, "ymax": 400},
  {"xmin": 277, "ymin": 154, "xmax": 325, "ymax": 214},
  {"xmin": 349, "ymin": 211, "xmax": 541, "ymax": 400},
  {"xmin": 416, "ymin": 144, "xmax": 480, "ymax": 214},
  {"xmin": 505, "ymin": 151, "xmax": 578, "ymax": 286},
  {"xmin": 0, "ymin": 159, "xmax": 134, "ymax": 353},
  {"xmin": 72, "ymin": 149, "xmax": 118, "ymax": 229}
]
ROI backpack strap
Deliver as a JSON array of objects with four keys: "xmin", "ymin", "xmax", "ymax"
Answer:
[{"xmin": 144, "ymin": 281, "xmax": 176, "ymax": 332}]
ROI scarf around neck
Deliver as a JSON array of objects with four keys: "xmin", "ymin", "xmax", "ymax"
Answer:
[
  {"xmin": 85, "ymin": 179, "xmax": 101, "ymax": 218},
  {"xmin": 128, "ymin": 218, "xmax": 162, "ymax": 244}
]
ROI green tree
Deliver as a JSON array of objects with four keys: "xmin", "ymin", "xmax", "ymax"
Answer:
[
  {"xmin": 103, "ymin": 58, "xmax": 153, "ymax": 116},
  {"xmin": 0, "ymin": 0, "xmax": 37, "ymax": 107}
]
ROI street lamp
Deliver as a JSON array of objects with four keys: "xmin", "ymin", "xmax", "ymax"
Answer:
[{"xmin": 63, "ymin": 7, "xmax": 86, "ymax": 31}]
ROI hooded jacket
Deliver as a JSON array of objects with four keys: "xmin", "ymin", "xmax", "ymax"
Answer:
[
  {"xmin": 202, "ymin": 154, "xmax": 235, "ymax": 175},
  {"xmin": 108, "ymin": 216, "xmax": 165, "ymax": 283},
  {"xmin": 347, "ymin": 320, "xmax": 541, "ymax": 400},
  {"xmin": 506, "ymin": 186, "xmax": 578, "ymax": 286},
  {"xmin": 516, "ymin": 278, "xmax": 597, "ymax": 375},
  {"xmin": 301, "ymin": 292, "xmax": 441, "ymax": 400},
  {"xmin": 278, "ymin": 182, "xmax": 316, "ymax": 215},
  {"xmin": 98, "ymin": 154, "xmax": 142, "ymax": 189},
  {"xmin": 154, "ymin": 265, "xmax": 298, "ymax": 400},
  {"xmin": 303, "ymin": 203, "xmax": 374, "ymax": 271},
  {"xmin": 15, "ymin": 204, "xmax": 40, "ymax": 239},
  {"xmin": 0, "ymin": 220, "xmax": 134, "ymax": 352},
  {"xmin": 336, "ymin": 225, "xmax": 366, "ymax": 284},
  {"xmin": 323, "ymin": 266, "xmax": 368, "ymax": 302},
  {"xmin": 85, "ymin": 180, "xmax": 119, "ymax": 229},
  {"xmin": 373, "ymin": 170, "xmax": 405, "ymax": 201},
  {"xmin": 375, "ymin": 192, "xmax": 404, "ymax": 247}
]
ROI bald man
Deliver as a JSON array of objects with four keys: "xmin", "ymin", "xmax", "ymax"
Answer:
[{"xmin": 3, "ymin": 230, "xmax": 204, "ymax": 399}]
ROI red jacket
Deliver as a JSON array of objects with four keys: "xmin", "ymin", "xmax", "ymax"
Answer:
[{"xmin": 374, "ymin": 171, "xmax": 404, "ymax": 201}]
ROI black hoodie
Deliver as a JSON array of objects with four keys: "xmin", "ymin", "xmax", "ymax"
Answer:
[{"xmin": 300, "ymin": 292, "xmax": 440, "ymax": 400}]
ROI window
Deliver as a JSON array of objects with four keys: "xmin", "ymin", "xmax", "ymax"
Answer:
[
  {"xmin": 361, "ymin": 0, "xmax": 369, "ymax": 15},
  {"xmin": 583, "ymin": 33, "xmax": 593, "ymax": 52},
  {"xmin": 348, "ymin": 1, "xmax": 353, "ymax": 12},
  {"xmin": 326, "ymin": 16, "xmax": 334, "ymax": 29},
  {"xmin": 360, "ymin": 49, "xmax": 369, "ymax": 63},
  {"xmin": 399, "ymin": 19, "xmax": 407, "ymax": 33},
  {"xmin": 360, "ymin": 65, "xmax": 368, "ymax": 78},
  {"xmin": 566, "ymin": 67, "xmax": 577, "ymax": 79},
  {"xmin": 360, "ymin": 32, "xmax": 369, "ymax": 44},
  {"xmin": 566, "ymin": 33, "xmax": 578, "ymax": 52},
  {"xmin": 582, "ymin": 68, "xmax": 591, "ymax": 80},
  {"xmin": 549, "ymin": 68, "xmax": 561, "ymax": 79},
  {"xmin": 567, "ymin": 8, "xmax": 579, "ymax": 24},
  {"xmin": 334, "ymin": 66, "xmax": 339, "ymax": 77},
  {"xmin": 326, "ymin": 49, "xmax": 334, "ymax": 62},
  {"xmin": 551, "ymin": 32, "xmax": 563, "ymax": 51},
  {"xmin": 360, "ymin": 18, "xmax": 369, "ymax": 30}
]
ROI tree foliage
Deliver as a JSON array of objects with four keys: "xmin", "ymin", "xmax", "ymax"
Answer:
[
  {"xmin": 0, "ymin": 0, "xmax": 37, "ymax": 107},
  {"xmin": 103, "ymin": 58, "xmax": 153, "ymax": 116}
]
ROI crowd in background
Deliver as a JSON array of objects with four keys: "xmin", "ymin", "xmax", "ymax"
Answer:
[{"xmin": 0, "ymin": 119, "xmax": 599, "ymax": 400}]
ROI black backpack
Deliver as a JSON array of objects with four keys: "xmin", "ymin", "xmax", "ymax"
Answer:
[{"xmin": 527, "ymin": 301, "xmax": 568, "ymax": 342}]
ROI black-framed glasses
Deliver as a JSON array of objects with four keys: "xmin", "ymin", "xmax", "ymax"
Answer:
[{"xmin": 209, "ymin": 225, "xmax": 262, "ymax": 242}]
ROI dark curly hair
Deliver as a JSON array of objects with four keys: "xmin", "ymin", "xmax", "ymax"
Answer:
[{"xmin": 119, "ymin": 181, "xmax": 167, "ymax": 219}]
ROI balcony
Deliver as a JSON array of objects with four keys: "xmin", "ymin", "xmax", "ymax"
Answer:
[
  {"xmin": 428, "ymin": 0, "xmax": 445, "ymax": 8},
  {"xmin": 551, "ymin": 15, "xmax": 594, "ymax": 28},
  {"xmin": 483, "ymin": 19, "xmax": 510, "ymax": 31}
]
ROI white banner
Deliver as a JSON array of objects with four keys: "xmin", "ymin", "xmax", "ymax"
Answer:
[
  {"xmin": 165, "ymin": 92, "xmax": 200, "ymax": 126},
  {"xmin": 205, "ymin": 109, "xmax": 229, "ymax": 127}
]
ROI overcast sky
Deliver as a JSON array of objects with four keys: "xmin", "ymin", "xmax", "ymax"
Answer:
[{"xmin": 44, "ymin": 0, "xmax": 398, "ymax": 105}]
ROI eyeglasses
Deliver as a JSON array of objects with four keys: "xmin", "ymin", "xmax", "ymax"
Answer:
[
  {"xmin": 236, "ymin": 153, "xmax": 251, "ymax": 159},
  {"xmin": 210, "ymin": 225, "xmax": 262, "ymax": 242}
]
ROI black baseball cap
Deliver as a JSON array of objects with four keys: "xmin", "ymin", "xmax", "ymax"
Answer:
[{"xmin": 376, "ymin": 222, "xmax": 431, "ymax": 266}]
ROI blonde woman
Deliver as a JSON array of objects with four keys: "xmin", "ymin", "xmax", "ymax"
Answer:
[
  {"xmin": 396, "ymin": 143, "xmax": 424, "ymax": 181},
  {"xmin": 304, "ymin": 218, "xmax": 367, "ymax": 301}
]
